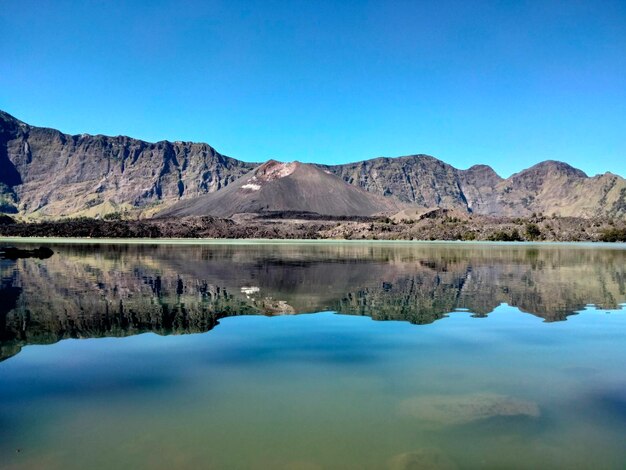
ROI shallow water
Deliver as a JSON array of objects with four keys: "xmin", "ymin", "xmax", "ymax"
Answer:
[{"xmin": 1, "ymin": 241, "xmax": 625, "ymax": 469}]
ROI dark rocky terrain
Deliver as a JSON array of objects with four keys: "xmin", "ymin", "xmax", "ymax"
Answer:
[
  {"xmin": 0, "ymin": 211, "xmax": 625, "ymax": 242},
  {"xmin": 1, "ymin": 109, "xmax": 625, "ymax": 220}
]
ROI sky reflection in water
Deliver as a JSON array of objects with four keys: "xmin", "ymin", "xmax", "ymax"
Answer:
[{"xmin": 0, "ymin": 242, "xmax": 625, "ymax": 469}]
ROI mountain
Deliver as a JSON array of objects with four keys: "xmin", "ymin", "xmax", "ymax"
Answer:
[
  {"xmin": 1, "ymin": 109, "xmax": 625, "ymax": 219},
  {"xmin": 0, "ymin": 110, "xmax": 254, "ymax": 218},
  {"xmin": 457, "ymin": 164, "xmax": 504, "ymax": 214},
  {"xmin": 159, "ymin": 160, "xmax": 406, "ymax": 217},
  {"xmin": 323, "ymin": 155, "xmax": 470, "ymax": 209},
  {"xmin": 483, "ymin": 161, "xmax": 626, "ymax": 218},
  {"xmin": 326, "ymin": 156, "xmax": 626, "ymax": 218}
]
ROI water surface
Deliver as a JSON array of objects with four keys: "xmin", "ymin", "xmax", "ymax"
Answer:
[{"xmin": 1, "ymin": 241, "xmax": 625, "ymax": 469}]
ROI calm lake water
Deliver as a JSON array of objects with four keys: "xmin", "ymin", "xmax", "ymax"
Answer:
[{"xmin": 1, "ymin": 240, "xmax": 625, "ymax": 469}]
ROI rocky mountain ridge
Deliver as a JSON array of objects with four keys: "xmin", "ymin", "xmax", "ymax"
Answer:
[
  {"xmin": 324, "ymin": 157, "xmax": 626, "ymax": 218},
  {"xmin": 1, "ymin": 109, "xmax": 624, "ymax": 219},
  {"xmin": 0, "ymin": 110, "xmax": 255, "ymax": 218}
]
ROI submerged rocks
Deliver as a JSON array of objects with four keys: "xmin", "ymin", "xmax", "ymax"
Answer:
[
  {"xmin": 398, "ymin": 393, "xmax": 540, "ymax": 426},
  {"xmin": 387, "ymin": 448, "xmax": 458, "ymax": 470},
  {"xmin": 0, "ymin": 246, "xmax": 54, "ymax": 260}
]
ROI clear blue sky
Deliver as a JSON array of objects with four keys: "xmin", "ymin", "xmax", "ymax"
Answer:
[{"xmin": 1, "ymin": 0, "xmax": 625, "ymax": 177}]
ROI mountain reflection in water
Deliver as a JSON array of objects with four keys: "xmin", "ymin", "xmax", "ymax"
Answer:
[{"xmin": 1, "ymin": 242, "xmax": 625, "ymax": 361}]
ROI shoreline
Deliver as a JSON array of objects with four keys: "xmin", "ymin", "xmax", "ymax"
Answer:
[{"xmin": 1, "ymin": 236, "xmax": 626, "ymax": 248}]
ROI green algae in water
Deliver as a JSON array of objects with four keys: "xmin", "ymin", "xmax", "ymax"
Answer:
[{"xmin": 0, "ymin": 242, "xmax": 625, "ymax": 469}]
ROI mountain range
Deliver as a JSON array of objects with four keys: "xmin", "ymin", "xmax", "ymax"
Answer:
[{"xmin": 1, "ymin": 109, "xmax": 624, "ymax": 219}]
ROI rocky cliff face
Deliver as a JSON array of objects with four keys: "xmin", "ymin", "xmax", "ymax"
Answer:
[
  {"xmin": 457, "ymin": 164, "xmax": 504, "ymax": 213},
  {"xmin": 326, "ymin": 157, "xmax": 626, "ymax": 218},
  {"xmin": 0, "ymin": 110, "xmax": 255, "ymax": 218},
  {"xmin": 323, "ymin": 155, "xmax": 469, "ymax": 209},
  {"xmin": 1, "ymin": 109, "xmax": 625, "ymax": 219},
  {"xmin": 482, "ymin": 161, "xmax": 626, "ymax": 218}
]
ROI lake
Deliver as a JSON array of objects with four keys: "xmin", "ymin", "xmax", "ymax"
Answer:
[{"xmin": 1, "ymin": 240, "xmax": 625, "ymax": 469}]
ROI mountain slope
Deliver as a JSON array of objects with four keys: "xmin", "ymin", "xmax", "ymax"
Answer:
[
  {"xmin": 0, "ymin": 110, "xmax": 255, "ymax": 218},
  {"xmin": 323, "ymin": 155, "xmax": 469, "ymax": 209},
  {"xmin": 159, "ymin": 160, "xmax": 406, "ymax": 217},
  {"xmin": 457, "ymin": 164, "xmax": 504, "ymax": 214},
  {"xmin": 325, "ymin": 156, "xmax": 626, "ymax": 218},
  {"xmin": 485, "ymin": 161, "xmax": 626, "ymax": 218},
  {"xmin": 1, "ymin": 109, "xmax": 625, "ymax": 219}
]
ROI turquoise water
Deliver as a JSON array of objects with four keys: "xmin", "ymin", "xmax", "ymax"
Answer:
[{"xmin": 1, "ymin": 242, "xmax": 625, "ymax": 469}]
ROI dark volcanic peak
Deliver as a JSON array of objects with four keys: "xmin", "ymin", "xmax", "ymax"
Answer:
[{"xmin": 159, "ymin": 159, "xmax": 406, "ymax": 218}]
